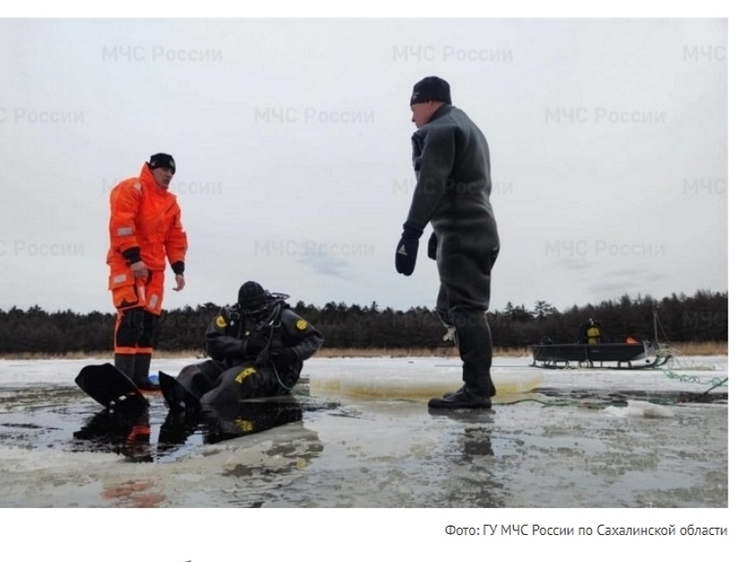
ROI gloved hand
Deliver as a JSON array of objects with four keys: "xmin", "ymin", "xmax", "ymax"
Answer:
[
  {"xmin": 395, "ymin": 222, "xmax": 423, "ymax": 276},
  {"xmin": 255, "ymin": 347, "xmax": 271, "ymax": 366},
  {"xmin": 243, "ymin": 333, "xmax": 267, "ymax": 356},
  {"xmin": 427, "ymin": 232, "xmax": 437, "ymax": 260},
  {"xmin": 270, "ymin": 348, "xmax": 298, "ymax": 367}
]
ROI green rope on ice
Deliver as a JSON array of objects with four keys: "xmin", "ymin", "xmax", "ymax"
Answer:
[
  {"xmin": 495, "ymin": 398, "xmax": 574, "ymax": 407},
  {"xmin": 494, "ymin": 397, "xmax": 625, "ymax": 409},
  {"xmin": 492, "ymin": 369, "xmax": 728, "ymax": 410},
  {"xmin": 683, "ymin": 376, "xmax": 728, "ymax": 403},
  {"xmin": 664, "ymin": 370, "xmax": 728, "ymax": 388}
]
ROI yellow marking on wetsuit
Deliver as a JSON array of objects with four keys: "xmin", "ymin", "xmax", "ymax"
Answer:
[{"xmin": 234, "ymin": 367, "xmax": 257, "ymax": 384}]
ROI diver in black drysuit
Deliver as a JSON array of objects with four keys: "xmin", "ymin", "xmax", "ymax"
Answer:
[
  {"xmin": 395, "ymin": 76, "xmax": 500, "ymax": 409},
  {"xmin": 174, "ymin": 281, "xmax": 324, "ymax": 411}
]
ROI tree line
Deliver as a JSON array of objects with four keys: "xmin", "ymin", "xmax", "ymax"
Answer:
[{"xmin": 0, "ymin": 290, "xmax": 727, "ymax": 355}]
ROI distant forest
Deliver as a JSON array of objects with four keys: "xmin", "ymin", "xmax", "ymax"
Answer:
[{"xmin": 0, "ymin": 290, "xmax": 727, "ymax": 355}]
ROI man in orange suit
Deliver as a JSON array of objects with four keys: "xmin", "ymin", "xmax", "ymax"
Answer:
[{"xmin": 107, "ymin": 153, "xmax": 188, "ymax": 389}]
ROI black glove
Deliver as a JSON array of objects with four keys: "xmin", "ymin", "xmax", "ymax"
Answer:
[
  {"xmin": 395, "ymin": 222, "xmax": 423, "ymax": 276},
  {"xmin": 270, "ymin": 348, "xmax": 298, "ymax": 367},
  {"xmin": 427, "ymin": 232, "xmax": 437, "ymax": 260},
  {"xmin": 243, "ymin": 333, "xmax": 267, "ymax": 356},
  {"xmin": 256, "ymin": 347, "xmax": 271, "ymax": 366}
]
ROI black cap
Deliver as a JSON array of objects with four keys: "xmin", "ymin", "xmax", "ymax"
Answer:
[
  {"xmin": 238, "ymin": 281, "xmax": 269, "ymax": 311},
  {"xmin": 148, "ymin": 153, "xmax": 176, "ymax": 172},
  {"xmin": 410, "ymin": 76, "xmax": 451, "ymax": 106}
]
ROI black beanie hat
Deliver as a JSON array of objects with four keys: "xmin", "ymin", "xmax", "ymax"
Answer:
[
  {"xmin": 148, "ymin": 153, "xmax": 176, "ymax": 172},
  {"xmin": 410, "ymin": 76, "xmax": 451, "ymax": 106},
  {"xmin": 238, "ymin": 281, "xmax": 268, "ymax": 310}
]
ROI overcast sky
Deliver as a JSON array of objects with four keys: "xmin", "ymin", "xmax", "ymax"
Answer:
[{"xmin": 0, "ymin": 17, "xmax": 728, "ymax": 315}]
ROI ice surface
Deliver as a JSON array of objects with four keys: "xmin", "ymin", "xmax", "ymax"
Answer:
[
  {"xmin": 0, "ymin": 353, "xmax": 725, "ymax": 393},
  {"xmin": 0, "ymin": 354, "xmax": 729, "ymax": 510}
]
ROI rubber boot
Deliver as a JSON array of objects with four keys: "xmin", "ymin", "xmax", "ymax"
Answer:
[
  {"xmin": 443, "ymin": 379, "xmax": 496, "ymax": 399},
  {"xmin": 429, "ymin": 311, "xmax": 493, "ymax": 409},
  {"xmin": 114, "ymin": 353, "xmax": 137, "ymax": 382},
  {"xmin": 134, "ymin": 353, "xmax": 158, "ymax": 390},
  {"xmin": 456, "ymin": 311, "xmax": 494, "ymax": 396},
  {"xmin": 440, "ymin": 310, "xmax": 496, "ymax": 397}
]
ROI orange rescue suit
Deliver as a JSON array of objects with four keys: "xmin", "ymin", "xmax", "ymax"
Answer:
[{"xmin": 107, "ymin": 164, "xmax": 188, "ymax": 315}]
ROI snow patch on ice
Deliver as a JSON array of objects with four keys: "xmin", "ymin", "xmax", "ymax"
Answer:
[{"xmin": 605, "ymin": 400, "xmax": 675, "ymax": 418}]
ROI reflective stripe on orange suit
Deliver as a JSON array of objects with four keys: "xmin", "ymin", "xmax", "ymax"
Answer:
[
  {"xmin": 112, "ymin": 279, "xmax": 161, "ymax": 354},
  {"xmin": 107, "ymin": 163, "xmax": 187, "ymax": 315}
]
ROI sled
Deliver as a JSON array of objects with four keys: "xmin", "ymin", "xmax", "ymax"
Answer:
[{"xmin": 529, "ymin": 341, "xmax": 672, "ymax": 370}]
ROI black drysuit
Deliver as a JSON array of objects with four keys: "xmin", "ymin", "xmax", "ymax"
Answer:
[
  {"xmin": 406, "ymin": 104, "xmax": 500, "ymax": 397},
  {"xmin": 175, "ymin": 301, "xmax": 323, "ymax": 408}
]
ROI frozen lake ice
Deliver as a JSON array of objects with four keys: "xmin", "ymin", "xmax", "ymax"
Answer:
[
  {"xmin": 0, "ymin": 353, "xmax": 727, "ymax": 509},
  {"xmin": 0, "ymin": 353, "xmax": 734, "ymax": 560}
]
